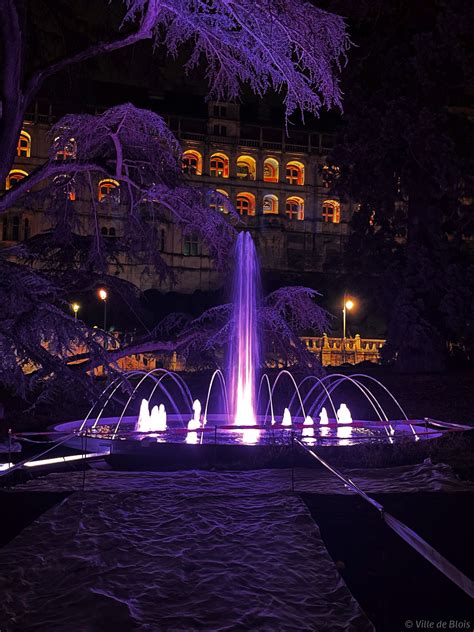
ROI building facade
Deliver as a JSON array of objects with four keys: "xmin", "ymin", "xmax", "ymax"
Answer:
[{"xmin": 1, "ymin": 102, "xmax": 352, "ymax": 293}]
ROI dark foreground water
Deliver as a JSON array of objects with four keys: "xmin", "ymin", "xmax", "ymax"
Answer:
[{"xmin": 0, "ymin": 465, "xmax": 472, "ymax": 631}]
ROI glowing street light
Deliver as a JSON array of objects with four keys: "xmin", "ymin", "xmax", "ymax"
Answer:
[
  {"xmin": 342, "ymin": 295, "xmax": 355, "ymax": 363},
  {"xmin": 98, "ymin": 288, "xmax": 108, "ymax": 336},
  {"xmin": 71, "ymin": 303, "xmax": 80, "ymax": 320}
]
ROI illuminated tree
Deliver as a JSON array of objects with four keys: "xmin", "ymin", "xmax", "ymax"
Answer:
[
  {"xmin": 75, "ymin": 286, "xmax": 330, "ymax": 375},
  {"xmin": 0, "ymin": 0, "xmax": 348, "ymax": 405}
]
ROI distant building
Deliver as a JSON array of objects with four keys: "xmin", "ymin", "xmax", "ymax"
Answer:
[{"xmin": 1, "ymin": 101, "xmax": 352, "ymax": 293}]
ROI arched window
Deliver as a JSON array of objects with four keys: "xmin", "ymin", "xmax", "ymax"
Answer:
[
  {"xmin": 210, "ymin": 153, "xmax": 229, "ymax": 178},
  {"xmin": 17, "ymin": 131, "xmax": 31, "ymax": 158},
  {"xmin": 6, "ymin": 169, "xmax": 28, "ymax": 190},
  {"xmin": 101, "ymin": 227, "xmax": 108, "ymax": 236},
  {"xmin": 54, "ymin": 137, "xmax": 77, "ymax": 161},
  {"xmin": 24, "ymin": 218, "xmax": 30, "ymax": 240},
  {"xmin": 263, "ymin": 194, "xmax": 279, "ymax": 214},
  {"xmin": 263, "ymin": 157, "xmax": 279, "ymax": 182},
  {"xmin": 182, "ymin": 150, "xmax": 202, "ymax": 175},
  {"xmin": 322, "ymin": 199, "xmax": 341, "ymax": 223},
  {"xmin": 109, "ymin": 227, "xmax": 116, "ymax": 237},
  {"xmin": 2, "ymin": 218, "xmax": 8, "ymax": 241},
  {"xmin": 236, "ymin": 192, "xmax": 256, "ymax": 216},
  {"xmin": 210, "ymin": 189, "xmax": 229, "ymax": 214},
  {"xmin": 98, "ymin": 179, "xmax": 120, "ymax": 203},
  {"xmin": 286, "ymin": 161, "xmax": 305, "ymax": 185},
  {"xmin": 286, "ymin": 196, "xmax": 304, "ymax": 221},
  {"xmin": 236, "ymin": 155, "xmax": 256, "ymax": 181}
]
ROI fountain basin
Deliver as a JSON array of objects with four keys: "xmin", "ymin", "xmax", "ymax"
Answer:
[{"xmin": 48, "ymin": 415, "xmax": 470, "ymax": 471}]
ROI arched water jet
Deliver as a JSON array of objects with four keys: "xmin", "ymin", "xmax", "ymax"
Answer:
[
  {"xmin": 303, "ymin": 374, "xmax": 391, "ymax": 432},
  {"xmin": 288, "ymin": 375, "xmax": 338, "ymax": 423},
  {"xmin": 202, "ymin": 369, "xmax": 230, "ymax": 427},
  {"xmin": 256, "ymin": 374, "xmax": 275, "ymax": 424},
  {"xmin": 265, "ymin": 370, "xmax": 307, "ymax": 422},
  {"xmin": 350, "ymin": 374, "xmax": 417, "ymax": 438},
  {"xmin": 112, "ymin": 369, "xmax": 193, "ymax": 437},
  {"xmin": 80, "ymin": 370, "xmax": 147, "ymax": 431},
  {"xmin": 312, "ymin": 374, "xmax": 400, "ymax": 437}
]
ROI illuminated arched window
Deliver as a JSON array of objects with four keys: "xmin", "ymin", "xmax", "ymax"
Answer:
[
  {"xmin": 286, "ymin": 161, "xmax": 305, "ymax": 185},
  {"xmin": 98, "ymin": 179, "xmax": 120, "ymax": 203},
  {"xmin": 263, "ymin": 157, "xmax": 279, "ymax": 182},
  {"xmin": 17, "ymin": 131, "xmax": 31, "ymax": 158},
  {"xmin": 6, "ymin": 169, "xmax": 28, "ymax": 190},
  {"xmin": 210, "ymin": 153, "xmax": 229, "ymax": 178},
  {"xmin": 182, "ymin": 150, "xmax": 202, "ymax": 175},
  {"xmin": 54, "ymin": 137, "xmax": 77, "ymax": 161},
  {"xmin": 263, "ymin": 194, "xmax": 278, "ymax": 214},
  {"xmin": 286, "ymin": 196, "xmax": 304, "ymax": 221},
  {"xmin": 210, "ymin": 189, "xmax": 229, "ymax": 214},
  {"xmin": 322, "ymin": 199, "xmax": 341, "ymax": 223},
  {"xmin": 236, "ymin": 155, "xmax": 256, "ymax": 181},
  {"xmin": 236, "ymin": 192, "xmax": 256, "ymax": 216}
]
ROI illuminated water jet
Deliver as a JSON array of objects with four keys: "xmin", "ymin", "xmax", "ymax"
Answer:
[
  {"xmin": 228, "ymin": 232, "xmax": 260, "ymax": 428},
  {"xmin": 186, "ymin": 399, "xmax": 201, "ymax": 444},
  {"xmin": 319, "ymin": 407, "xmax": 329, "ymax": 425},
  {"xmin": 337, "ymin": 403, "xmax": 352, "ymax": 425}
]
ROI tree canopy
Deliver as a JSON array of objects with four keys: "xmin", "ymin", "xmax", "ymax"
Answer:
[
  {"xmin": 0, "ymin": 0, "xmax": 348, "ymax": 408},
  {"xmin": 328, "ymin": 0, "xmax": 474, "ymax": 371}
]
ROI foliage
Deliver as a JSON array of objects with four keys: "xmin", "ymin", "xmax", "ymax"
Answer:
[
  {"xmin": 0, "ymin": 0, "xmax": 348, "ymax": 403},
  {"xmin": 102, "ymin": 286, "xmax": 331, "ymax": 374},
  {"xmin": 0, "ymin": 258, "xmax": 109, "ymax": 406},
  {"xmin": 327, "ymin": 0, "xmax": 474, "ymax": 370}
]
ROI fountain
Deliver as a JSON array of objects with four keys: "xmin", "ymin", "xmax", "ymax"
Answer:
[
  {"xmin": 51, "ymin": 231, "xmax": 470, "ymax": 458},
  {"xmin": 186, "ymin": 400, "xmax": 202, "ymax": 445},
  {"xmin": 228, "ymin": 232, "xmax": 260, "ymax": 428}
]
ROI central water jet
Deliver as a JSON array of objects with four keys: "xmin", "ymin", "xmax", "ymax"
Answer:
[{"xmin": 228, "ymin": 232, "xmax": 260, "ymax": 427}]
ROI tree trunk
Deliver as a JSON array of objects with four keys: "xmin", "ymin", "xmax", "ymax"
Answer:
[{"xmin": 0, "ymin": 0, "xmax": 26, "ymax": 185}]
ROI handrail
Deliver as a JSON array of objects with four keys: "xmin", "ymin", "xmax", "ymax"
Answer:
[{"xmin": 295, "ymin": 438, "xmax": 474, "ymax": 598}]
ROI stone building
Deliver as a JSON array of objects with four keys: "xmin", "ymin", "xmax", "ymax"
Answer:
[{"xmin": 1, "ymin": 101, "xmax": 352, "ymax": 294}]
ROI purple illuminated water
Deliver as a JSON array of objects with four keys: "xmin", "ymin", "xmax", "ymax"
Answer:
[{"xmin": 228, "ymin": 232, "xmax": 260, "ymax": 427}]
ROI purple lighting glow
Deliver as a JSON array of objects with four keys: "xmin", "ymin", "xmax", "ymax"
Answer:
[{"xmin": 228, "ymin": 232, "xmax": 260, "ymax": 428}]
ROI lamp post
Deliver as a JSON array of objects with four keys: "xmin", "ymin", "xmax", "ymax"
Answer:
[
  {"xmin": 342, "ymin": 296, "xmax": 354, "ymax": 364},
  {"xmin": 98, "ymin": 288, "xmax": 108, "ymax": 348},
  {"xmin": 71, "ymin": 303, "xmax": 80, "ymax": 320}
]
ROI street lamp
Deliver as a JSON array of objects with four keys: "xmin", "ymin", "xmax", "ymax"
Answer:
[
  {"xmin": 71, "ymin": 303, "xmax": 80, "ymax": 320},
  {"xmin": 342, "ymin": 296, "xmax": 354, "ymax": 364},
  {"xmin": 98, "ymin": 288, "xmax": 107, "ymax": 332}
]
